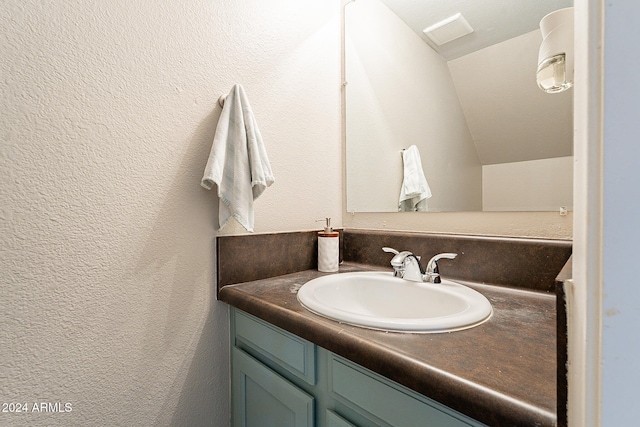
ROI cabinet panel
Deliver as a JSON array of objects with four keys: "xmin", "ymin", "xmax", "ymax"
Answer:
[
  {"xmin": 329, "ymin": 354, "xmax": 486, "ymax": 427},
  {"xmin": 232, "ymin": 347, "xmax": 314, "ymax": 427},
  {"xmin": 233, "ymin": 308, "xmax": 316, "ymax": 384}
]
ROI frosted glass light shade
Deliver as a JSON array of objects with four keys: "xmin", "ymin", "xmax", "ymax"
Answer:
[
  {"xmin": 537, "ymin": 54, "xmax": 571, "ymax": 93},
  {"xmin": 537, "ymin": 8, "xmax": 574, "ymax": 93}
]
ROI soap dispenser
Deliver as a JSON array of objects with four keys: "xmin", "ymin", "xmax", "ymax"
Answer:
[{"xmin": 317, "ymin": 218, "xmax": 339, "ymax": 272}]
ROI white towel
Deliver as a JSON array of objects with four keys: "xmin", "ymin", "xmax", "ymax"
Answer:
[
  {"xmin": 201, "ymin": 84, "xmax": 275, "ymax": 232},
  {"xmin": 398, "ymin": 145, "xmax": 431, "ymax": 212}
]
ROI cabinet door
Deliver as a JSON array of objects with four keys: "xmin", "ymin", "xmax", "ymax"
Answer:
[{"xmin": 232, "ymin": 347, "xmax": 314, "ymax": 427}]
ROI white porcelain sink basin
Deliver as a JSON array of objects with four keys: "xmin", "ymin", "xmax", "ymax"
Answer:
[{"xmin": 297, "ymin": 271, "xmax": 492, "ymax": 333}]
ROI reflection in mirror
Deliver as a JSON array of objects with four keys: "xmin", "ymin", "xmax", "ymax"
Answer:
[{"xmin": 345, "ymin": 0, "xmax": 573, "ymax": 213}]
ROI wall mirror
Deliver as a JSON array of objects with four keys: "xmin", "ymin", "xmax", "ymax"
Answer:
[{"xmin": 345, "ymin": 0, "xmax": 573, "ymax": 213}]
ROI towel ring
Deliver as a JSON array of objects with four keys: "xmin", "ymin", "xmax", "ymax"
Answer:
[{"xmin": 218, "ymin": 94, "xmax": 227, "ymax": 108}]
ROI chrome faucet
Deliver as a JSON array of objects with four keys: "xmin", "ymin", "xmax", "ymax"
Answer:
[{"xmin": 383, "ymin": 247, "xmax": 457, "ymax": 283}]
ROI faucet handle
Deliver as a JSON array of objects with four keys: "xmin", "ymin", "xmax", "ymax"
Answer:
[
  {"xmin": 383, "ymin": 247, "xmax": 405, "ymax": 268},
  {"xmin": 383, "ymin": 248, "xmax": 413, "ymax": 277},
  {"xmin": 426, "ymin": 253, "xmax": 457, "ymax": 271},
  {"xmin": 426, "ymin": 253, "xmax": 458, "ymax": 283}
]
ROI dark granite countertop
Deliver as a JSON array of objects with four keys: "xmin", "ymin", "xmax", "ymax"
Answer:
[{"xmin": 219, "ymin": 262, "xmax": 557, "ymax": 427}]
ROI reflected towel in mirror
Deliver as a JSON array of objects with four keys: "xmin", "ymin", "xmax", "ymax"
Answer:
[{"xmin": 399, "ymin": 145, "xmax": 431, "ymax": 212}]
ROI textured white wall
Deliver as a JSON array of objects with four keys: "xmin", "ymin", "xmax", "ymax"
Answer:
[
  {"xmin": 0, "ymin": 1, "xmax": 340, "ymax": 426},
  {"xmin": 343, "ymin": 211, "xmax": 573, "ymax": 239}
]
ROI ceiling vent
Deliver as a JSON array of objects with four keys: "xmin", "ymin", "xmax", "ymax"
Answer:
[{"xmin": 422, "ymin": 13, "xmax": 474, "ymax": 46}]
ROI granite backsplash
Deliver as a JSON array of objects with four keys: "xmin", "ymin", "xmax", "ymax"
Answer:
[{"xmin": 217, "ymin": 229, "xmax": 572, "ymax": 294}]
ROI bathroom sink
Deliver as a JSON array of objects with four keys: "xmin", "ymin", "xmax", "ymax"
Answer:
[{"xmin": 297, "ymin": 271, "xmax": 492, "ymax": 333}]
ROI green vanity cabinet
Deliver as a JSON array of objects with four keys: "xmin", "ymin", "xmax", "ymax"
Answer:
[{"xmin": 230, "ymin": 308, "xmax": 485, "ymax": 427}]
